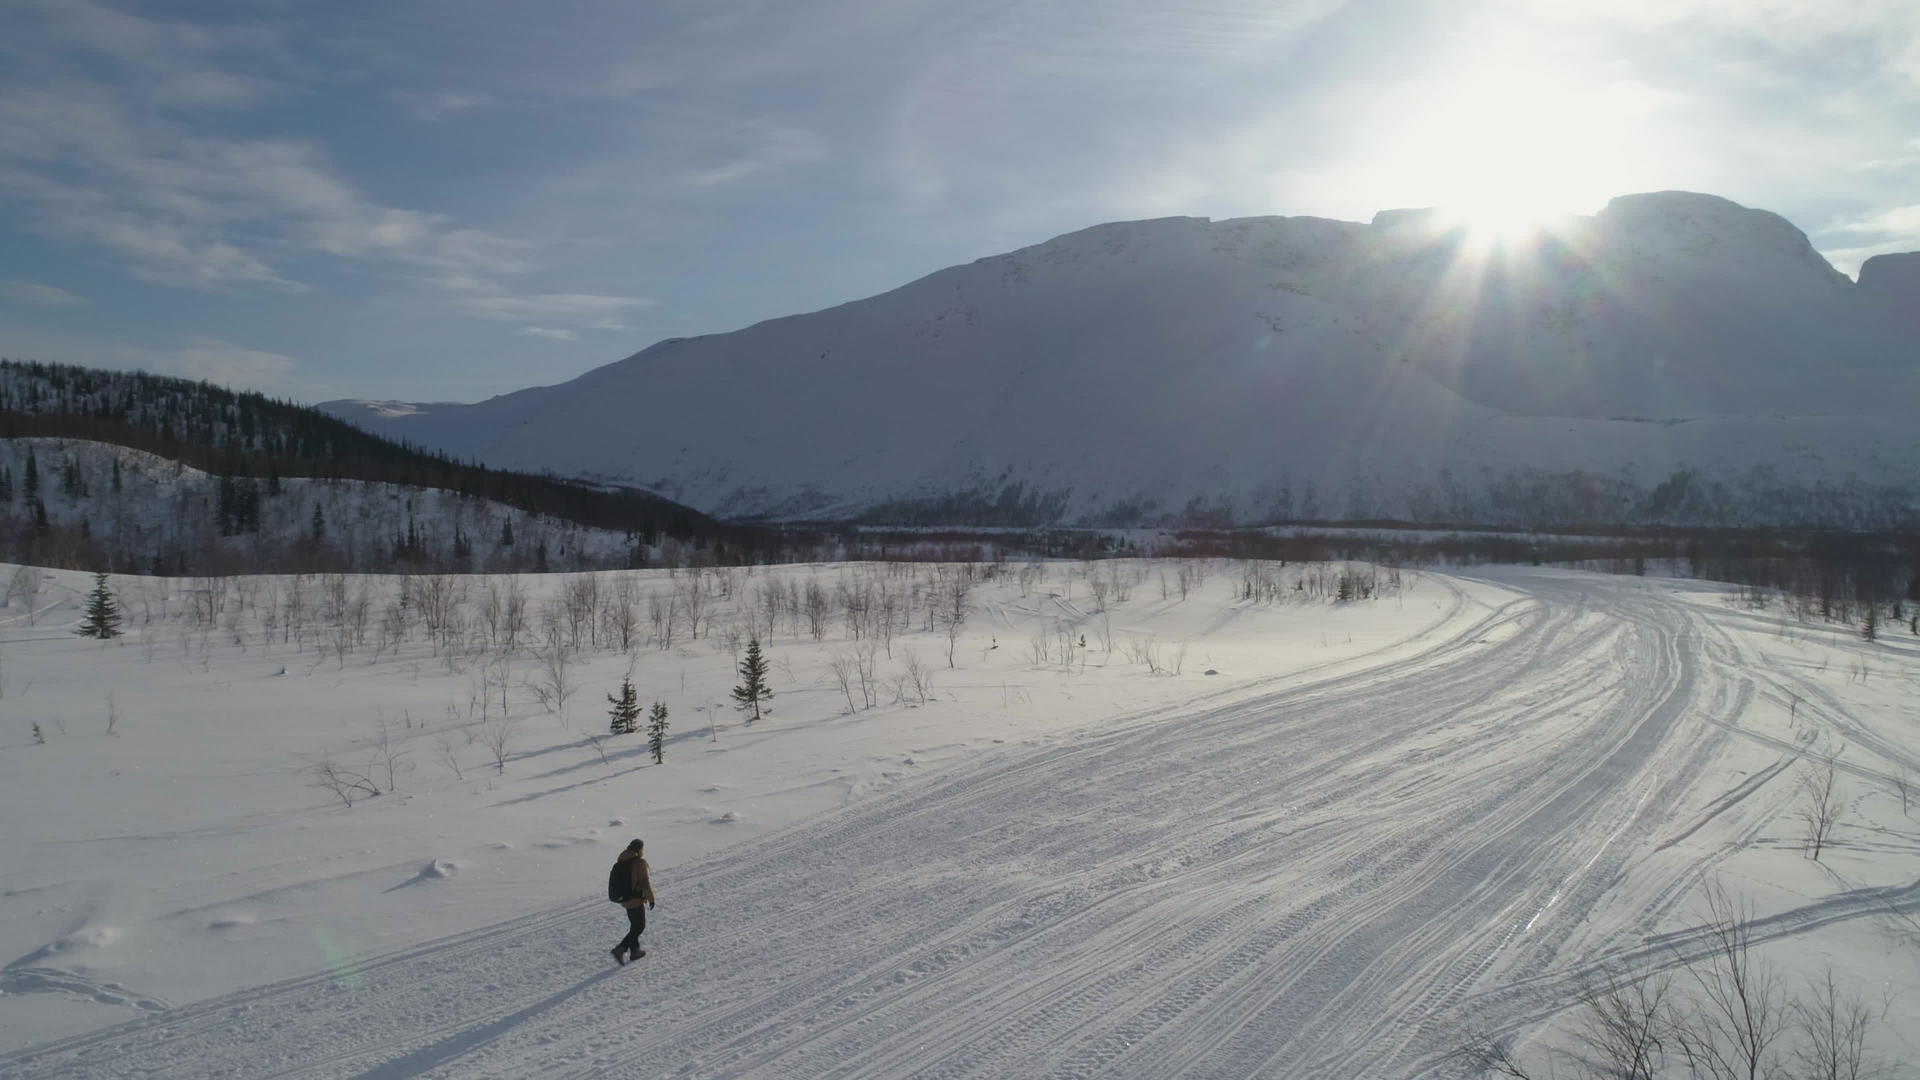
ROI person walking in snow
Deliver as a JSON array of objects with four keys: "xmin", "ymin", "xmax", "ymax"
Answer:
[{"xmin": 609, "ymin": 838, "xmax": 656, "ymax": 964}]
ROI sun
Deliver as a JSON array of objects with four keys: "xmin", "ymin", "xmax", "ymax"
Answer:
[
  {"xmin": 1354, "ymin": 43, "xmax": 1669, "ymax": 247},
  {"xmin": 1432, "ymin": 194, "xmax": 1569, "ymax": 247}
]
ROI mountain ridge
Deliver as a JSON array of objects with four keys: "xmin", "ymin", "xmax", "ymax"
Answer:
[{"xmin": 322, "ymin": 191, "xmax": 1920, "ymax": 528}]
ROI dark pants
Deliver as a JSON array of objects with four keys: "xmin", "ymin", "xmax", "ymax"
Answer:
[{"xmin": 616, "ymin": 905, "xmax": 646, "ymax": 954}]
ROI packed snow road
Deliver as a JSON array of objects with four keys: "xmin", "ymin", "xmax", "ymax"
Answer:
[{"xmin": 0, "ymin": 570, "xmax": 1844, "ymax": 1079}]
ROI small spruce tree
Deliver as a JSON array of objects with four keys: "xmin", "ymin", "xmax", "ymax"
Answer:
[
  {"xmin": 76, "ymin": 572, "xmax": 121, "ymax": 639},
  {"xmin": 647, "ymin": 701, "xmax": 669, "ymax": 763},
  {"xmin": 607, "ymin": 677, "xmax": 639, "ymax": 735},
  {"xmin": 731, "ymin": 637, "xmax": 772, "ymax": 722}
]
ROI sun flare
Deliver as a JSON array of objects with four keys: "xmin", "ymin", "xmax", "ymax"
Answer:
[
  {"xmin": 1356, "ymin": 43, "xmax": 1671, "ymax": 246},
  {"xmin": 1432, "ymin": 197, "xmax": 1567, "ymax": 245}
]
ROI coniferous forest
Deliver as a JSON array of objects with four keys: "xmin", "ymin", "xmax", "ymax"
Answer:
[{"xmin": 0, "ymin": 360, "xmax": 793, "ymax": 574}]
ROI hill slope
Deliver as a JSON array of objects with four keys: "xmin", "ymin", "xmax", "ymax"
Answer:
[
  {"xmin": 322, "ymin": 192, "xmax": 1920, "ymax": 528},
  {"xmin": 0, "ymin": 361, "xmax": 784, "ymax": 571}
]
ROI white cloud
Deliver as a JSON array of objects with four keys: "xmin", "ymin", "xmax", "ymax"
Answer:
[
  {"xmin": 0, "ymin": 280, "xmax": 88, "ymax": 306},
  {"xmin": 0, "ymin": 3, "xmax": 522, "ymax": 297},
  {"xmin": 1820, "ymin": 203, "xmax": 1920, "ymax": 276},
  {"xmin": 1831, "ymin": 204, "xmax": 1920, "ymax": 236},
  {"xmin": 157, "ymin": 340, "xmax": 317, "ymax": 397},
  {"xmin": 0, "ymin": 0, "xmax": 277, "ymax": 75},
  {"xmin": 455, "ymin": 291, "xmax": 656, "ymax": 323},
  {"xmin": 684, "ymin": 124, "xmax": 827, "ymax": 188},
  {"xmin": 518, "ymin": 327, "xmax": 579, "ymax": 342},
  {"xmin": 393, "ymin": 91, "xmax": 494, "ymax": 121},
  {"xmin": 154, "ymin": 70, "xmax": 282, "ymax": 110},
  {"xmin": 1823, "ymin": 240, "xmax": 1920, "ymax": 278}
]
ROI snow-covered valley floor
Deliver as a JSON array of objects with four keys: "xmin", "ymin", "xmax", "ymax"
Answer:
[{"xmin": 1, "ymin": 561, "xmax": 1916, "ymax": 1078}]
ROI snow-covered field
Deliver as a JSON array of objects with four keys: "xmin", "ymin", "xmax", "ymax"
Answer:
[{"xmin": 1, "ymin": 560, "xmax": 1915, "ymax": 1078}]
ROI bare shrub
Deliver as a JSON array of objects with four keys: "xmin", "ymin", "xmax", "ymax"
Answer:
[
  {"xmin": 1027, "ymin": 631, "xmax": 1051, "ymax": 666},
  {"xmin": 648, "ymin": 590, "xmax": 676, "ymax": 649},
  {"xmin": 1789, "ymin": 971, "xmax": 1890, "ymax": 1080},
  {"xmin": 1460, "ymin": 883, "xmax": 1890, "ymax": 1080},
  {"xmin": 901, "ymin": 650, "xmax": 934, "ymax": 705},
  {"xmin": 561, "ymin": 573, "xmax": 601, "ymax": 649},
  {"xmin": 877, "ymin": 586, "xmax": 900, "ymax": 657},
  {"xmin": 676, "ymin": 571, "xmax": 709, "ymax": 640},
  {"xmin": 1124, "ymin": 634, "xmax": 1163, "ymax": 674},
  {"xmin": 436, "ymin": 733, "xmax": 466, "ymax": 779},
  {"xmin": 528, "ymin": 643, "xmax": 579, "ymax": 720},
  {"xmin": 827, "ymin": 652, "xmax": 857, "ymax": 713},
  {"xmin": 854, "ymin": 642, "xmax": 880, "ymax": 709},
  {"xmin": 313, "ymin": 760, "xmax": 380, "ymax": 807},
  {"xmin": 804, "ymin": 579, "xmax": 830, "ymax": 641},
  {"xmin": 1567, "ymin": 972, "xmax": 1674, "ymax": 1080},
  {"xmin": 1669, "ymin": 885, "xmax": 1788, "ymax": 1079},
  {"xmin": 1175, "ymin": 561, "xmax": 1203, "ymax": 601},
  {"xmin": 370, "ymin": 718, "xmax": 413, "ymax": 792},
  {"xmin": 605, "ymin": 574, "xmax": 640, "ymax": 652},
  {"xmin": 478, "ymin": 716, "xmax": 518, "ymax": 772},
  {"xmin": 937, "ymin": 578, "xmax": 970, "ymax": 668},
  {"xmin": 1798, "ymin": 753, "xmax": 1843, "ymax": 861},
  {"xmin": 6, "ymin": 566, "xmax": 43, "ymax": 624}
]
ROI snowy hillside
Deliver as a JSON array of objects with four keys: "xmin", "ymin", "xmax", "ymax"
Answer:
[
  {"xmin": 0, "ymin": 438, "xmax": 660, "ymax": 573},
  {"xmin": 1, "ymin": 560, "xmax": 1916, "ymax": 1077},
  {"xmin": 0, "ymin": 361, "xmax": 773, "ymax": 572},
  {"xmin": 322, "ymin": 192, "xmax": 1920, "ymax": 528}
]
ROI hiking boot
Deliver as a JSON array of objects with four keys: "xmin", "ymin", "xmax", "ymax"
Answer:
[
  {"xmin": 632, "ymin": 948, "xmax": 646, "ymax": 960},
  {"xmin": 611, "ymin": 947, "xmax": 627, "ymax": 966}
]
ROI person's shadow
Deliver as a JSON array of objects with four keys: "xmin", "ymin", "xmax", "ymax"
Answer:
[{"xmin": 349, "ymin": 967, "xmax": 622, "ymax": 1078}]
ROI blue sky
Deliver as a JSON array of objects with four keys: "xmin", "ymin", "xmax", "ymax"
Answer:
[{"xmin": 1, "ymin": 0, "xmax": 1916, "ymax": 404}]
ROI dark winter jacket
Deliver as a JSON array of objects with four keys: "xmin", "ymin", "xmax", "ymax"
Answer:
[{"xmin": 617, "ymin": 851, "xmax": 655, "ymax": 910}]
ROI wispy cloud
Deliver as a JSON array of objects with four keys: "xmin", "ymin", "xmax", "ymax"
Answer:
[
  {"xmin": 684, "ymin": 123, "xmax": 827, "ymax": 188},
  {"xmin": 1821, "ymin": 203, "xmax": 1920, "ymax": 276},
  {"xmin": 0, "ymin": 280, "xmax": 88, "ymax": 306},
  {"xmin": 518, "ymin": 326, "xmax": 579, "ymax": 342},
  {"xmin": 455, "ymin": 291, "xmax": 656, "ymax": 324},
  {"xmin": 152, "ymin": 339, "xmax": 329, "ymax": 399},
  {"xmin": 392, "ymin": 91, "xmax": 494, "ymax": 121},
  {"xmin": 0, "ymin": 0, "xmax": 521, "ymax": 298},
  {"xmin": 1832, "ymin": 204, "xmax": 1920, "ymax": 237}
]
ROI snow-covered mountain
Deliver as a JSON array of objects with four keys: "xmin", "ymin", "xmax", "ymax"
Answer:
[{"xmin": 322, "ymin": 192, "xmax": 1920, "ymax": 527}]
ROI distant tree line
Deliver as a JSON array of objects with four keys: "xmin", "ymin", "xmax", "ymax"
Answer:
[{"xmin": 0, "ymin": 359, "xmax": 797, "ymax": 571}]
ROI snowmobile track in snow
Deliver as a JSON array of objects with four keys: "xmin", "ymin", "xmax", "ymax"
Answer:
[{"xmin": 4, "ymin": 570, "xmax": 1888, "ymax": 1080}]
